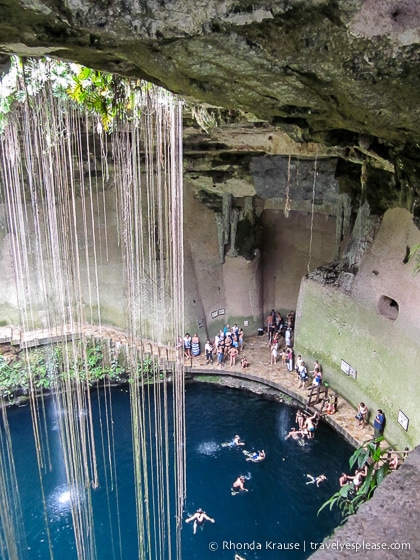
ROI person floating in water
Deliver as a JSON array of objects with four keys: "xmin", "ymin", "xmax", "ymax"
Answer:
[
  {"xmin": 222, "ymin": 435, "xmax": 245, "ymax": 447},
  {"xmin": 243, "ymin": 449, "xmax": 265, "ymax": 462},
  {"xmin": 306, "ymin": 473, "xmax": 327, "ymax": 487},
  {"xmin": 185, "ymin": 508, "xmax": 215, "ymax": 534},
  {"xmin": 285, "ymin": 427, "xmax": 306, "ymax": 440},
  {"xmin": 231, "ymin": 475, "xmax": 248, "ymax": 494}
]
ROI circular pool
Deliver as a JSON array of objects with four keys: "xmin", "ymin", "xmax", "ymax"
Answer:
[{"xmin": 3, "ymin": 382, "xmax": 353, "ymax": 559}]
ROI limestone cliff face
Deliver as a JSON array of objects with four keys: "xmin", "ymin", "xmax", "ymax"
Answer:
[{"xmin": 0, "ymin": 0, "xmax": 419, "ymax": 215}]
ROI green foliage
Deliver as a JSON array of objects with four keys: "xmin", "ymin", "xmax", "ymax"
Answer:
[
  {"xmin": 0, "ymin": 56, "xmax": 75, "ymax": 133},
  {"xmin": 0, "ymin": 56, "xmax": 153, "ymax": 134},
  {"xmin": 0, "ymin": 339, "xmax": 166, "ymax": 401},
  {"xmin": 408, "ymin": 244, "xmax": 420, "ymax": 275},
  {"xmin": 318, "ymin": 437, "xmax": 391, "ymax": 521},
  {"xmin": 0, "ymin": 355, "xmax": 29, "ymax": 400},
  {"xmin": 67, "ymin": 66, "xmax": 131, "ymax": 131}
]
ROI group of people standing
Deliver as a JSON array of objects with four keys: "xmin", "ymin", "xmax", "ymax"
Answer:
[{"xmin": 183, "ymin": 324, "xmax": 246, "ymax": 369}]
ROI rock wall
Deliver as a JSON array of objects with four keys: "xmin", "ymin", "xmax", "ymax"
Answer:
[
  {"xmin": 295, "ymin": 208, "xmax": 420, "ymax": 448},
  {"xmin": 183, "ymin": 172, "xmax": 340, "ymax": 337},
  {"xmin": 309, "ymin": 444, "xmax": 420, "ymax": 560}
]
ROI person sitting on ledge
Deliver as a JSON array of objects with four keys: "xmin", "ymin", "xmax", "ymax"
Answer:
[
  {"xmin": 240, "ymin": 356, "xmax": 249, "ymax": 369},
  {"xmin": 324, "ymin": 395, "xmax": 336, "ymax": 415}
]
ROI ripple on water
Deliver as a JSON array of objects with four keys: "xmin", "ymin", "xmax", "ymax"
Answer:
[{"xmin": 196, "ymin": 440, "xmax": 221, "ymax": 456}]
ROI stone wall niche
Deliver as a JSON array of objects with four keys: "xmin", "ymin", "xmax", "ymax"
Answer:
[{"xmin": 377, "ymin": 295, "xmax": 399, "ymax": 321}]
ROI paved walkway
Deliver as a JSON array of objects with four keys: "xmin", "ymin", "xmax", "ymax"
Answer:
[
  {"xmin": 0, "ymin": 324, "xmax": 379, "ymax": 449},
  {"xmin": 186, "ymin": 334, "xmax": 376, "ymax": 449}
]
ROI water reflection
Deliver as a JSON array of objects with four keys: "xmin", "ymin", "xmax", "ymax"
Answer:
[{"xmin": 47, "ymin": 484, "xmax": 85, "ymax": 521}]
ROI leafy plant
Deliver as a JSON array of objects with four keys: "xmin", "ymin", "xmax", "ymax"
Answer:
[
  {"xmin": 66, "ymin": 66, "xmax": 130, "ymax": 131},
  {"xmin": 318, "ymin": 437, "xmax": 390, "ymax": 521},
  {"xmin": 409, "ymin": 244, "xmax": 420, "ymax": 275},
  {"xmin": 0, "ymin": 56, "xmax": 153, "ymax": 134}
]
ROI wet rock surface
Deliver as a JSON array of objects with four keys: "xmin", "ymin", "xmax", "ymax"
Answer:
[{"xmin": 0, "ymin": 1, "xmax": 420, "ymax": 212}]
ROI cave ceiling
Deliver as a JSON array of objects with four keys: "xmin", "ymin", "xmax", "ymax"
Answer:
[{"xmin": 0, "ymin": 0, "xmax": 420, "ymax": 218}]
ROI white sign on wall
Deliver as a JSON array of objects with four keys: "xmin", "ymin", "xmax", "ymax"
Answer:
[
  {"xmin": 398, "ymin": 410, "xmax": 409, "ymax": 431},
  {"xmin": 340, "ymin": 359, "xmax": 357, "ymax": 379}
]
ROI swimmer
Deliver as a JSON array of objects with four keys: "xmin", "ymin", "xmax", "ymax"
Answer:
[
  {"xmin": 339, "ymin": 472, "xmax": 351, "ymax": 487},
  {"xmin": 231, "ymin": 475, "xmax": 248, "ymax": 494},
  {"xmin": 306, "ymin": 473, "xmax": 327, "ymax": 487},
  {"xmin": 243, "ymin": 449, "xmax": 265, "ymax": 462},
  {"xmin": 304, "ymin": 412, "xmax": 318, "ymax": 438},
  {"xmin": 352, "ymin": 465, "xmax": 368, "ymax": 490},
  {"xmin": 295, "ymin": 409, "xmax": 305, "ymax": 430},
  {"xmin": 285, "ymin": 428, "xmax": 305, "ymax": 440},
  {"xmin": 240, "ymin": 356, "xmax": 249, "ymax": 369},
  {"xmin": 222, "ymin": 435, "xmax": 245, "ymax": 447},
  {"xmin": 185, "ymin": 508, "xmax": 215, "ymax": 534}
]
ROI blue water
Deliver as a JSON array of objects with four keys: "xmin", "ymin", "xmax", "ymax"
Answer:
[{"xmin": 2, "ymin": 382, "xmax": 353, "ymax": 560}]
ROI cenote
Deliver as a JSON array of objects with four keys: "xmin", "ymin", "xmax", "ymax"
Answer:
[{"xmin": 2, "ymin": 382, "xmax": 353, "ymax": 560}]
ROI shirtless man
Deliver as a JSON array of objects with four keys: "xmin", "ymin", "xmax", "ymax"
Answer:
[
  {"xmin": 304, "ymin": 412, "xmax": 318, "ymax": 438},
  {"xmin": 285, "ymin": 427, "xmax": 305, "ymax": 440},
  {"xmin": 266, "ymin": 312, "xmax": 275, "ymax": 343},
  {"xmin": 232, "ymin": 475, "xmax": 248, "ymax": 493},
  {"xmin": 185, "ymin": 508, "xmax": 215, "ymax": 534},
  {"xmin": 339, "ymin": 472, "xmax": 351, "ymax": 487}
]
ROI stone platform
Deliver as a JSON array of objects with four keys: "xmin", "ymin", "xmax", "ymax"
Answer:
[{"xmin": 187, "ymin": 334, "xmax": 376, "ymax": 448}]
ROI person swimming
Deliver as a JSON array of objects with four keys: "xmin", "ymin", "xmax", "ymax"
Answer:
[
  {"xmin": 306, "ymin": 473, "xmax": 327, "ymax": 487},
  {"xmin": 231, "ymin": 475, "xmax": 248, "ymax": 494},
  {"xmin": 222, "ymin": 435, "xmax": 245, "ymax": 447},
  {"xmin": 185, "ymin": 508, "xmax": 215, "ymax": 534},
  {"xmin": 285, "ymin": 427, "xmax": 305, "ymax": 440},
  {"xmin": 243, "ymin": 449, "xmax": 265, "ymax": 462}
]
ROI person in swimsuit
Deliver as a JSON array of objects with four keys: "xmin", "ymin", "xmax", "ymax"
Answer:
[
  {"xmin": 352, "ymin": 465, "xmax": 368, "ymax": 490},
  {"xmin": 304, "ymin": 412, "xmax": 318, "ymax": 438},
  {"xmin": 285, "ymin": 427, "xmax": 305, "ymax": 440},
  {"xmin": 232, "ymin": 435, "xmax": 245, "ymax": 446},
  {"xmin": 339, "ymin": 472, "xmax": 351, "ymax": 487},
  {"xmin": 244, "ymin": 450, "xmax": 265, "ymax": 462},
  {"xmin": 306, "ymin": 473, "xmax": 327, "ymax": 487},
  {"xmin": 185, "ymin": 508, "xmax": 215, "ymax": 534},
  {"xmin": 232, "ymin": 475, "xmax": 248, "ymax": 493}
]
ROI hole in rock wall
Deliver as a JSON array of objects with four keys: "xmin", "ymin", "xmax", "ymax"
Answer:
[{"xmin": 378, "ymin": 295, "xmax": 399, "ymax": 320}]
